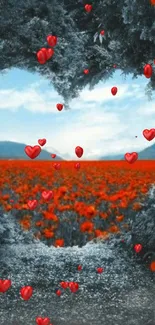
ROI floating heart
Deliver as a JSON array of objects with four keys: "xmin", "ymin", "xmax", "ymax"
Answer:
[
  {"xmin": 111, "ymin": 86, "xmax": 117, "ymax": 96},
  {"xmin": 96, "ymin": 267, "xmax": 104, "ymax": 274},
  {"xmin": 38, "ymin": 138, "xmax": 46, "ymax": 146},
  {"xmin": 53, "ymin": 163, "xmax": 61, "ymax": 170},
  {"xmin": 56, "ymin": 289, "xmax": 62, "ymax": 296},
  {"xmin": 51, "ymin": 154, "xmax": 56, "ymax": 158},
  {"xmin": 27, "ymin": 200, "xmax": 38, "ymax": 210},
  {"xmin": 56, "ymin": 103, "xmax": 63, "ymax": 111},
  {"xmin": 36, "ymin": 317, "xmax": 50, "ymax": 325},
  {"xmin": 85, "ymin": 4, "xmax": 92, "ymax": 12},
  {"xmin": 142, "ymin": 128, "xmax": 155, "ymax": 141},
  {"xmin": 46, "ymin": 48, "xmax": 54, "ymax": 60},
  {"xmin": 20, "ymin": 286, "xmax": 33, "ymax": 301},
  {"xmin": 0, "ymin": 279, "xmax": 11, "ymax": 293},
  {"xmin": 47, "ymin": 35, "xmax": 57, "ymax": 47},
  {"xmin": 77, "ymin": 265, "xmax": 82, "ymax": 271},
  {"xmin": 25, "ymin": 145, "xmax": 41, "ymax": 159},
  {"xmin": 41, "ymin": 190, "xmax": 53, "ymax": 201},
  {"xmin": 124, "ymin": 152, "xmax": 138, "ymax": 164},
  {"xmin": 83, "ymin": 69, "xmax": 89, "ymax": 74},
  {"xmin": 134, "ymin": 244, "xmax": 142, "ymax": 253},
  {"xmin": 100, "ymin": 30, "xmax": 105, "ymax": 35},
  {"xmin": 75, "ymin": 162, "xmax": 80, "ymax": 170},
  {"xmin": 143, "ymin": 64, "xmax": 153, "ymax": 78},
  {"xmin": 36, "ymin": 49, "xmax": 47, "ymax": 64},
  {"xmin": 75, "ymin": 146, "xmax": 83, "ymax": 158},
  {"xmin": 60, "ymin": 281, "xmax": 69, "ymax": 289},
  {"xmin": 69, "ymin": 282, "xmax": 79, "ymax": 293}
]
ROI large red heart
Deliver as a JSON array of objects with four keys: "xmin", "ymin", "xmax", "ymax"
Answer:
[
  {"xmin": 143, "ymin": 128, "xmax": 155, "ymax": 141},
  {"xmin": 0, "ymin": 279, "xmax": 11, "ymax": 293},
  {"xmin": 124, "ymin": 152, "xmax": 138, "ymax": 163},
  {"xmin": 25, "ymin": 145, "xmax": 41, "ymax": 159},
  {"xmin": 36, "ymin": 317, "xmax": 50, "ymax": 325},
  {"xmin": 68, "ymin": 282, "xmax": 79, "ymax": 293},
  {"xmin": 38, "ymin": 138, "xmax": 46, "ymax": 146},
  {"xmin": 20, "ymin": 286, "xmax": 33, "ymax": 300},
  {"xmin": 41, "ymin": 190, "xmax": 53, "ymax": 201}
]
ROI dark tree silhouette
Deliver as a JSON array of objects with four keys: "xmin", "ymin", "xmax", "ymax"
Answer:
[{"xmin": 0, "ymin": 0, "xmax": 155, "ymax": 104}]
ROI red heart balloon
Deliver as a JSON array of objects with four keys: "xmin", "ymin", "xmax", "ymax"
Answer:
[
  {"xmin": 41, "ymin": 190, "xmax": 53, "ymax": 201},
  {"xmin": 56, "ymin": 103, "xmax": 63, "ymax": 111},
  {"xmin": 46, "ymin": 48, "xmax": 54, "ymax": 60},
  {"xmin": 143, "ymin": 128, "xmax": 155, "ymax": 141},
  {"xmin": 83, "ymin": 69, "xmax": 89, "ymax": 74},
  {"xmin": 53, "ymin": 163, "xmax": 61, "ymax": 170},
  {"xmin": 74, "ymin": 162, "xmax": 80, "ymax": 170},
  {"xmin": 0, "ymin": 279, "xmax": 11, "ymax": 293},
  {"xmin": 20, "ymin": 286, "xmax": 33, "ymax": 300},
  {"xmin": 96, "ymin": 267, "xmax": 104, "ymax": 274},
  {"xmin": 47, "ymin": 35, "xmax": 57, "ymax": 47},
  {"xmin": 25, "ymin": 145, "xmax": 41, "ymax": 159},
  {"xmin": 36, "ymin": 49, "xmax": 47, "ymax": 64},
  {"xmin": 124, "ymin": 152, "xmax": 138, "ymax": 164},
  {"xmin": 38, "ymin": 138, "xmax": 46, "ymax": 146},
  {"xmin": 111, "ymin": 86, "xmax": 118, "ymax": 96},
  {"xmin": 134, "ymin": 244, "xmax": 142, "ymax": 253},
  {"xmin": 36, "ymin": 317, "xmax": 50, "ymax": 325},
  {"xmin": 60, "ymin": 281, "xmax": 69, "ymax": 289},
  {"xmin": 85, "ymin": 4, "xmax": 92, "ymax": 12},
  {"xmin": 27, "ymin": 200, "xmax": 38, "ymax": 210},
  {"xmin": 51, "ymin": 154, "xmax": 56, "ymax": 158},
  {"xmin": 69, "ymin": 282, "xmax": 79, "ymax": 293},
  {"xmin": 75, "ymin": 146, "xmax": 83, "ymax": 158},
  {"xmin": 143, "ymin": 64, "xmax": 153, "ymax": 78}
]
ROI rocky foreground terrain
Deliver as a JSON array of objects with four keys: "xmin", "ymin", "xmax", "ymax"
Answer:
[{"xmin": 0, "ymin": 187, "xmax": 155, "ymax": 325}]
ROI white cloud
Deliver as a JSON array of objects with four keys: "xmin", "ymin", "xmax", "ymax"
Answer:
[{"xmin": 1, "ymin": 74, "xmax": 155, "ymax": 159}]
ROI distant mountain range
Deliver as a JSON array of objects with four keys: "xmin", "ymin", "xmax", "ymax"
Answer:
[
  {"xmin": 100, "ymin": 144, "xmax": 155, "ymax": 160},
  {"xmin": 0, "ymin": 141, "xmax": 155, "ymax": 160},
  {"xmin": 0, "ymin": 141, "xmax": 63, "ymax": 160}
]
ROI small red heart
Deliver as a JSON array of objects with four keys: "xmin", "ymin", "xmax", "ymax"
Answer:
[
  {"xmin": 20, "ymin": 286, "xmax": 33, "ymax": 300},
  {"xmin": 38, "ymin": 138, "xmax": 46, "ymax": 146},
  {"xmin": 47, "ymin": 35, "xmax": 57, "ymax": 47},
  {"xmin": 46, "ymin": 48, "xmax": 54, "ymax": 60},
  {"xmin": 25, "ymin": 145, "xmax": 41, "ymax": 159},
  {"xmin": 53, "ymin": 163, "xmax": 61, "ymax": 170},
  {"xmin": 51, "ymin": 154, "xmax": 56, "ymax": 158},
  {"xmin": 69, "ymin": 282, "xmax": 79, "ymax": 293},
  {"xmin": 83, "ymin": 69, "xmax": 89, "ymax": 74},
  {"xmin": 56, "ymin": 289, "xmax": 62, "ymax": 296},
  {"xmin": 124, "ymin": 152, "xmax": 138, "ymax": 164},
  {"xmin": 100, "ymin": 30, "xmax": 105, "ymax": 35},
  {"xmin": 41, "ymin": 190, "xmax": 53, "ymax": 201},
  {"xmin": 143, "ymin": 128, "xmax": 155, "ymax": 141},
  {"xmin": 77, "ymin": 265, "xmax": 82, "ymax": 271},
  {"xmin": 96, "ymin": 267, "xmax": 104, "ymax": 274},
  {"xmin": 56, "ymin": 103, "xmax": 63, "ymax": 111},
  {"xmin": 27, "ymin": 200, "xmax": 38, "ymax": 210},
  {"xmin": 37, "ymin": 49, "xmax": 47, "ymax": 64},
  {"xmin": 60, "ymin": 281, "xmax": 69, "ymax": 289},
  {"xmin": 85, "ymin": 4, "xmax": 92, "ymax": 12},
  {"xmin": 111, "ymin": 86, "xmax": 118, "ymax": 96},
  {"xmin": 75, "ymin": 162, "xmax": 80, "ymax": 170},
  {"xmin": 75, "ymin": 146, "xmax": 83, "ymax": 158},
  {"xmin": 0, "ymin": 279, "xmax": 11, "ymax": 293},
  {"xmin": 36, "ymin": 317, "xmax": 50, "ymax": 325},
  {"xmin": 134, "ymin": 244, "xmax": 142, "ymax": 253}
]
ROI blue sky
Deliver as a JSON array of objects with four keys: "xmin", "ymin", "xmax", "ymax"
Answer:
[{"xmin": 0, "ymin": 67, "xmax": 155, "ymax": 159}]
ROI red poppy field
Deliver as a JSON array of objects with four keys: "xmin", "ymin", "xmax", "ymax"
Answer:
[{"xmin": 1, "ymin": 159, "xmax": 155, "ymax": 264}]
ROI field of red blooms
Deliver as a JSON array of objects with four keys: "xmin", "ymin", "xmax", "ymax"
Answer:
[
  {"xmin": 1, "ymin": 159, "xmax": 155, "ymax": 254},
  {"xmin": 0, "ymin": 161, "xmax": 155, "ymax": 247}
]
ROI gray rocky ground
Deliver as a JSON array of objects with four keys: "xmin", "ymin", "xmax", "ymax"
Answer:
[{"xmin": 0, "ymin": 187, "xmax": 155, "ymax": 325}]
